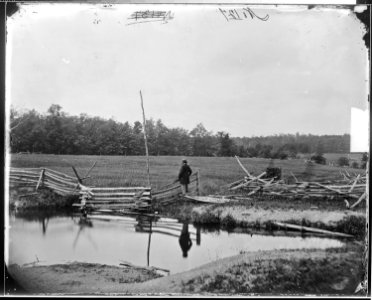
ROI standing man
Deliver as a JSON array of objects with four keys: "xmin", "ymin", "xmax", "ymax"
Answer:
[{"xmin": 178, "ymin": 159, "xmax": 192, "ymax": 195}]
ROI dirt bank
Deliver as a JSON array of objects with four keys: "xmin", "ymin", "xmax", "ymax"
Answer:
[{"xmin": 7, "ymin": 244, "xmax": 365, "ymax": 296}]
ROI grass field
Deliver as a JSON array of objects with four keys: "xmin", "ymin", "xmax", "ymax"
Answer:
[{"xmin": 9, "ymin": 153, "xmax": 366, "ymax": 194}]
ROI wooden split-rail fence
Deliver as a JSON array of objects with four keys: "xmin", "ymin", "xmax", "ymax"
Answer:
[
  {"xmin": 9, "ymin": 167, "xmax": 201, "ymax": 211},
  {"xmin": 152, "ymin": 171, "xmax": 200, "ymax": 204},
  {"xmin": 229, "ymin": 156, "xmax": 367, "ymax": 210},
  {"xmin": 78, "ymin": 186, "xmax": 152, "ymax": 211},
  {"xmin": 10, "ymin": 167, "xmax": 80, "ymax": 196}
]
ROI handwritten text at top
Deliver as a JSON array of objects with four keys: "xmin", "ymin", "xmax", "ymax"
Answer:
[
  {"xmin": 127, "ymin": 10, "xmax": 174, "ymax": 25},
  {"xmin": 219, "ymin": 7, "xmax": 269, "ymax": 22}
]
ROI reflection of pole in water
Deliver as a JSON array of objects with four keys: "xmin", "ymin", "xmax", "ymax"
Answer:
[
  {"xmin": 196, "ymin": 226, "xmax": 201, "ymax": 246},
  {"xmin": 40, "ymin": 217, "xmax": 49, "ymax": 235},
  {"xmin": 147, "ymin": 219, "xmax": 152, "ymax": 267}
]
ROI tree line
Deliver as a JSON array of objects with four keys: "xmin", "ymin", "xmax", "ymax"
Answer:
[{"xmin": 10, "ymin": 105, "xmax": 351, "ymax": 158}]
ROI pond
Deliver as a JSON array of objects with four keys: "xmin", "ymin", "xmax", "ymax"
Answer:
[{"xmin": 7, "ymin": 212, "xmax": 347, "ymax": 275}]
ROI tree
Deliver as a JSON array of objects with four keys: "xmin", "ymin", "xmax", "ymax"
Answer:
[
  {"xmin": 47, "ymin": 104, "xmax": 63, "ymax": 117},
  {"xmin": 315, "ymin": 141, "xmax": 324, "ymax": 156},
  {"xmin": 217, "ymin": 131, "xmax": 236, "ymax": 157},
  {"xmin": 190, "ymin": 123, "xmax": 216, "ymax": 156}
]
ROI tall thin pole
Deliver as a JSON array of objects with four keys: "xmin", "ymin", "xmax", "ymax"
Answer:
[{"xmin": 140, "ymin": 90, "xmax": 151, "ymax": 187}]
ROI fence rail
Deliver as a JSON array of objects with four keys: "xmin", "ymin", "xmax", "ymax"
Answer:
[
  {"xmin": 9, "ymin": 167, "xmax": 152, "ymax": 211},
  {"xmin": 230, "ymin": 156, "xmax": 367, "ymax": 209},
  {"xmin": 9, "ymin": 167, "xmax": 201, "ymax": 211}
]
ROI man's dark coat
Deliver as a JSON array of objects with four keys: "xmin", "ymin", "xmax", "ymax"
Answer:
[{"xmin": 178, "ymin": 164, "xmax": 192, "ymax": 185}]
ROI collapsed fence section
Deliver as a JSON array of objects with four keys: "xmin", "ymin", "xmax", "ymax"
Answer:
[
  {"xmin": 230, "ymin": 156, "xmax": 367, "ymax": 209},
  {"xmin": 10, "ymin": 167, "xmax": 79, "ymax": 196},
  {"xmin": 9, "ymin": 167, "xmax": 153, "ymax": 211}
]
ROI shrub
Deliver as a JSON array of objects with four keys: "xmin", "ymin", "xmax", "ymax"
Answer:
[
  {"xmin": 351, "ymin": 161, "xmax": 359, "ymax": 169},
  {"xmin": 337, "ymin": 156, "xmax": 349, "ymax": 167},
  {"xmin": 311, "ymin": 154, "xmax": 326, "ymax": 165},
  {"xmin": 221, "ymin": 214, "xmax": 237, "ymax": 229}
]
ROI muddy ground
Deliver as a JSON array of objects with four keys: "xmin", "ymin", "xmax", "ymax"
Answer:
[{"xmin": 7, "ymin": 244, "xmax": 365, "ymax": 296}]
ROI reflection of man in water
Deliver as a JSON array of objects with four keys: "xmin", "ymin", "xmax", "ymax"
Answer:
[{"xmin": 179, "ymin": 223, "xmax": 192, "ymax": 258}]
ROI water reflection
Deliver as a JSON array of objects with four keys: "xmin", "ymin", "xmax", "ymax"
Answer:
[
  {"xmin": 134, "ymin": 216, "xmax": 198, "ymax": 264},
  {"xmin": 179, "ymin": 223, "xmax": 193, "ymax": 258},
  {"xmin": 72, "ymin": 216, "xmax": 96, "ymax": 250},
  {"xmin": 196, "ymin": 226, "xmax": 201, "ymax": 246},
  {"xmin": 40, "ymin": 216, "xmax": 49, "ymax": 235},
  {"xmin": 8, "ymin": 212, "xmax": 347, "ymax": 274}
]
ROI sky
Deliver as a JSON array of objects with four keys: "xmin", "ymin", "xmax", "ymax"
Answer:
[{"xmin": 6, "ymin": 3, "xmax": 369, "ymax": 138}]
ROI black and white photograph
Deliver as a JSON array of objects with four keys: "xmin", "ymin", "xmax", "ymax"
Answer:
[{"xmin": 4, "ymin": 1, "xmax": 370, "ymax": 296}]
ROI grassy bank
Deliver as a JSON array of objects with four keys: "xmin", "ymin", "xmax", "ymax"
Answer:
[
  {"xmin": 180, "ymin": 247, "xmax": 364, "ymax": 295},
  {"xmin": 7, "ymin": 245, "xmax": 365, "ymax": 296},
  {"xmin": 9, "ymin": 187, "xmax": 78, "ymax": 210},
  {"xmin": 156, "ymin": 199, "xmax": 366, "ymax": 239},
  {"xmin": 191, "ymin": 206, "xmax": 366, "ymax": 239}
]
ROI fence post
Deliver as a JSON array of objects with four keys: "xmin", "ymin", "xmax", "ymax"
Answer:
[
  {"xmin": 36, "ymin": 168, "xmax": 45, "ymax": 191},
  {"xmin": 196, "ymin": 171, "xmax": 200, "ymax": 196}
]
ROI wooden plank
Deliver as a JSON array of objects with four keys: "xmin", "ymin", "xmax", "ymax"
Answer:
[
  {"xmin": 85, "ymin": 201, "xmax": 136, "ymax": 205},
  {"xmin": 82, "ymin": 161, "xmax": 97, "ymax": 180},
  {"xmin": 350, "ymin": 192, "xmax": 367, "ymax": 209},
  {"xmin": 349, "ymin": 174, "xmax": 361, "ymax": 193},
  {"xmin": 9, "ymin": 177, "xmax": 39, "ymax": 183},
  {"xmin": 44, "ymin": 179, "xmax": 75, "ymax": 190},
  {"xmin": 90, "ymin": 187, "xmax": 150, "ymax": 192},
  {"xmin": 153, "ymin": 185, "xmax": 181, "ymax": 195},
  {"xmin": 43, "ymin": 168, "xmax": 76, "ymax": 180},
  {"xmin": 89, "ymin": 191, "xmax": 151, "ymax": 197},
  {"xmin": 10, "ymin": 167, "xmax": 41, "ymax": 171},
  {"xmin": 9, "ymin": 172, "xmax": 40, "ymax": 179},
  {"xmin": 183, "ymin": 195, "xmax": 232, "ymax": 204},
  {"xmin": 313, "ymin": 182, "xmax": 359, "ymax": 199},
  {"xmin": 35, "ymin": 169, "xmax": 45, "ymax": 191},
  {"xmin": 44, "ymin": 186, "xmax": 75, "ymax": 195},
  {"xmin": 119, "ymin": 261, "xmax": 170, "ymax": 274},
  {"xmin": 89, "ymin": 197, "xmax": 150, "ymax": 202},
  {"xmin": 9, "ymin": 174, "xmax": 39, "ymax": 180},
  {"xmin": 290, "ymin": 172, "xmax": 299, "ymax": 183},
  {"xmin": 234, "ymin": 155, "xmax": 251, "ymax": 177},
  {"xmin": 44, "ymin": 172, "xmax": 77, "ymax": 186},
  {"xmin": 88, "ymin": 204, "xmax": 138, "ymax": 209},
  {"xmin": 43, "ymin": 182, "xmax": 76, "ymax": 194},
  {"xmin": 324, "ymin": 184, "xmax": 365, "ymax": 189},
  {"xmin": 228, "ymin": 178, "xmax": 246, "ymax": 188},
  {"xmin": 9, "ymin": 168, "xmax": 40, "ymax": 175},
  {"xmin": 273, "ymin": 222, "xmax": 354, "ymax": 238},
  {"xmin": 230, "ymin": 172, "xmax": 267, "ymax": 191},
  {"xmin": 9, "ymin": 180, "xmax": 35, "ymax": 187}
]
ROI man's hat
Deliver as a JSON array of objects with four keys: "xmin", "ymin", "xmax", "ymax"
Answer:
[{"xmin": 182, "ymin": 159, "xmax": 187, "ymax": 163}]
